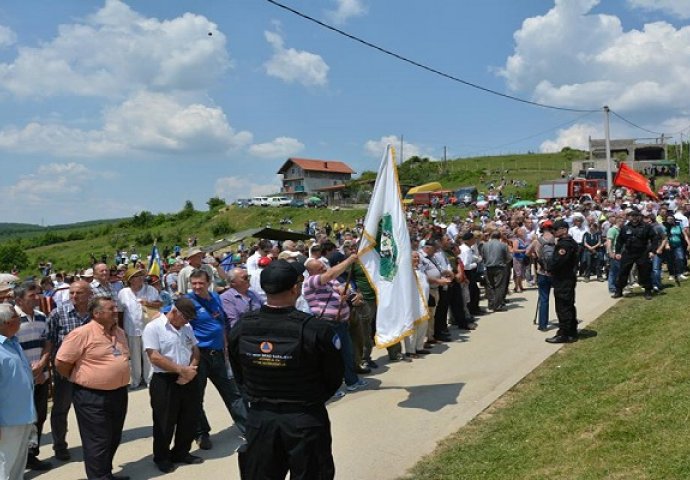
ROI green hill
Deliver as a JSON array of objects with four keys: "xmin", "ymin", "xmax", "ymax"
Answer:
[{"xmin": 0, "ymin": 149, "xmax": 613, "ymax": 274}]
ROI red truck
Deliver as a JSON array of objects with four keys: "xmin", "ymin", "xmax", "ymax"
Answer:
[{"xmin": 538, "ymin": 178, "xmax": 604, "ymax": 200}]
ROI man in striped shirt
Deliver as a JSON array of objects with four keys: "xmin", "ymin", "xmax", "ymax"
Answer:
[
  {"xmin": 14, "ymin": 282, "xmax": 53, "ymax": 471},
  {"xmin": 46, "ymin": 280, "xmax": 92, "ymax": 461},
  {"xmin": 303, "ymin": 254, "xmax": 367, "ymax": 393}
]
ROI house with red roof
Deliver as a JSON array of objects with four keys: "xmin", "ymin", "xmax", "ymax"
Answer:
[{"xmin": 277, "ymin": 157, "xmax": 355, "ymax": 202}]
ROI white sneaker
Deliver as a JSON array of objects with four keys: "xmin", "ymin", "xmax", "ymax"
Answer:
[
  {"xmin": 346, "ymin": 379, "xmax": 368, "ymax": 392},
  {"xmin": 332, "ymin": 390, "xmax": 346, "ymax": 399},
  {"xmin": 680, "ymin": 275, "xmax": 688, "ymax": 281}
]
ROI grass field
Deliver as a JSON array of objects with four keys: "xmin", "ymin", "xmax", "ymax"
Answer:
[{"xmin": 402, "ymin": 281, "xmax": 690, "ymax": 480}]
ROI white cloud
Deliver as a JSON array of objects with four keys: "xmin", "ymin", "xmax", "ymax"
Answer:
[
  {"xmin": 2, "ymin": 162, "xmax": 114, "ymax": 207},
  {"xmin": 364, "ymin": 135, "xmax": 434, "ymax": 161},
  {"xmin": 0, "ymin": 25, "xmax": 17, "ymax": 48},
  {"xmin": 0, "ymin": 91, "xmax": 252, "ymax": 157},
  {"xmin": 215, "ymin": 175, "xmax": 282, "ymax": 201},
  {"xmin": 0, "ymin": 0, "xmax": 230, "ymax": 98},
  {"xmin": 263, "ymin": 31, "xmax": 329, "ymax": 87},
  {"xmin": 539, "ymin": 123, "xmax": 600, "ymax": 152},
  {"xmin": 249, "ymin": 136, "xmax": 304, "ymax": 158},
  {"xmin": 326, "ymin": 0, "xmax": 367, "ymax": 24},
  {"xmin": 499, "ymin": 0, "xmax": 690, "ymax": 113},
  {"xmin": 628, "ymin": 0, "xmax": 690, "ymax": 19}
]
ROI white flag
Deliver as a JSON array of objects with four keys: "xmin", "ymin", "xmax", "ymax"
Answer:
[{"xmin": 358, "ymin": 145, "xmax": 428, "ymax": 347}]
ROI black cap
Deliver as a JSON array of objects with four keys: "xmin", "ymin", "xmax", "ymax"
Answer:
[
  {"xmin": 462, "ymin": 231, "xmax": 474, "ymax": 241},
  {"xmin": 628, "ymin": 209, "xmax": 642, "ymax": 216},
  {"xmin": 552, "ymin": 220, "xmax": 569, "ymax": 230},
  {"xmin": 173, "ymin": 297, "xmax": 197, "ymax": 321},
  {"xmin": 260, "ymin": 259, "xmax": 305, "ymax": 294}
]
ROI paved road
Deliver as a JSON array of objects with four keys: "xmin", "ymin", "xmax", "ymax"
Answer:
[{"xmin": 34, "ymin": 280, "xmax": 617, "ymax": 480}]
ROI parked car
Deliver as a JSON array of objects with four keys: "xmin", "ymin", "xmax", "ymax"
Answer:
[
  {"xmin": 235, "ymin": 198, "xmax": 250, "ymax": 207},
  {"xmin": 268, "ymin": 196, "xmax": 291, "ymax": 207},
  {"xmin": 454, "ymin": 186, "xmax": 478, "ymax": 205},
  {"xmin": 306, "ymin": 197, "xmax": 327, "ymax": 208},
  {"xmin": 249, "ymin": 196, "xmax": 270, "ymax": 207},
  {"xmin": 289, "ymin": 198, "xmax": 305, "ymax": 208}
]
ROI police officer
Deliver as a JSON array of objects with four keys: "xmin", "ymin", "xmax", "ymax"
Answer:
[
  {"xmin": 545, "ymin": 220, "xmax": 580, "ymax": 344},
  {"xmin": 612, "ymin": 209, "xmax": 659, "ymax": 300},
  {"xmin": 227, "ymin": 259, "xmax": 344, "ymax": 480}
]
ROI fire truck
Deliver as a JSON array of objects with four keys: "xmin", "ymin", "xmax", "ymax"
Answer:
[{"xmin": 537, "ymin": 178, "xmax": 605, "ymax": 200}]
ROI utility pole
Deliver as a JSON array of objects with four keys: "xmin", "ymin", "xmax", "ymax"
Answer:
[
  {"xmin": 400, "ymin": 134, "xmax": 404, "ymax": 165},
  {"xmin": 443, "ymin": 146, "xmax": 447, "ymax": 175},
  {"xmin": 604, "ymin": 106, "xmax": 613, "ymax": 198}
]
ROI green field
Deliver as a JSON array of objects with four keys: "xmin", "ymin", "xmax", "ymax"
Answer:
[{"xmin": 402, "ymin": 281, "xmax": 690, "ymax": 480}]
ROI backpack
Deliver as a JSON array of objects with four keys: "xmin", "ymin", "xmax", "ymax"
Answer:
[{"xmin": 537, "ymin": 236, "xmax": 556, "ymax": 272}]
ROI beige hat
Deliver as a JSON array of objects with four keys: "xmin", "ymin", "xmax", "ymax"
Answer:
[
  {"xmin": 82, "ymin": 268, "xmax": 94, "ymax": 277},
  {"xmin": 185, "ymin": 247, "xmax": 204, "ymax": 259},
  {"xmin": 124, "ymin": 267, "xmax": 146, "ymax": 283}
]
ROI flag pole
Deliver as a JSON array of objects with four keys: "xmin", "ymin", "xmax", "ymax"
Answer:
[{"xmin": 604, "ymin": 105, "xmax": 613, "ymax": 200}]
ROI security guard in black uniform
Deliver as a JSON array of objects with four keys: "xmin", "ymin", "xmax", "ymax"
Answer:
[
  {"xmin": 227, "ymin": 259, "xmax": 344, "ymax": 480},
  {"xmin": 612, "ymin": 209, "xmax": 659, "ymax": 300},
  {"xmin": 545, "ymin": 220, "xmax": 580, "ymax": 344}
]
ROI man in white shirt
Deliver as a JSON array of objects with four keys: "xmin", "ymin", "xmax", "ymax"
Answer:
[
  {"xmin": 143, "ymin": 298, "xmax": 203, "ymax": 473},
  {"xmin": 568, "ymin": 216, "xmax": 587, "ymax": 276},
  {"xmin": 246, "ymin": 240, "xmax": 273, "ymax": 275},
  {"xmin": 118, "ymin": 267, "xmax": 162, "ymax": 389}
]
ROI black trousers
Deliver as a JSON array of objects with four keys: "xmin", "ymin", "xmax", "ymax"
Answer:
[
  {"xmin": 433, "ymin": 288, "xmax": 450, "ymax": 337},
  {"xmin": 50, "ymin": 369, "xmax": 74, "ymax": 453},
  {"xmin": 196, "ymin": 348, "xmax": 248, "ymax": 436},
  {"xmin": 447, "ymin": 282, "xmax": 468, "ymax": 327},
  {"xmin": 30, "ymin": 381, "xmax": 50, "ymax": 458},
  {"xmin": 73, "ymin": 385, "xmax": 128, "ymax": 480},
  {"xmin": 239, "ymin": 404, "xmax": 334, "ymax": 480},
  {"xmin": 466, "ymin": 269, "xmax": 481, "ymax": 314},
  {"xmin": 553, "ymin": 278, "xmax": 577, "ymax": 337},
  {"xmin": 615, "ymin": 253, "xmax": 652, "ymax": 292},
  {"xmin": 150, "ymin": 373, "xmax": 200, "ymax": 463}
]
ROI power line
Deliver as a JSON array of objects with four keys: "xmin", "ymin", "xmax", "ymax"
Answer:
[
  {"xmin": 609, "ymin": 110, "xmax": 665, "ymax": 136},
  {"xmin": 264, "ymin": 0, "xmax": 600, "ymax": 114},
  {"xmin": 463, "ymin": 110, "xmax": 597, "ymax": 156}
]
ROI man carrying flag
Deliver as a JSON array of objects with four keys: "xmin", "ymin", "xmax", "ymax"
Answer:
[{"xmin": 357, "ymin": 145, "xmax": 428, "ymax": 348}]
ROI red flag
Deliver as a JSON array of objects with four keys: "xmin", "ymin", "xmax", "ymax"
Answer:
[{"xmin": 614, "ymin": 163, "xmax": 658, "ymax": 199}]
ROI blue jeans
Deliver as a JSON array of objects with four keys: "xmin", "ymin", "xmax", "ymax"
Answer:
[
  {"xmin": 608, "ymin": 258, "xmax": 620, "ymax": 293},
  {"xmin": 652, "ymin": 254, "xmax": 663, "ymax": 289},
  {"xmin": 332, "ymin": 321, "xmax": 359, "ymax": 387},
  {"xmin": 537, "ymin": 274, "xmax": 552, "ymax": 330}
]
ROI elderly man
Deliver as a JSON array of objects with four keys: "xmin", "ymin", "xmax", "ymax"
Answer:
[
  {"xmin": 56, "ymin": 296, "xmax": 130, "ymax": 480},
  {"xmin": 143, "ymin": 298, "xmax": 203, "ymax": 473},
  {"xmin": 0, "ymin": 304, "xmax": 37, "ymax": 480},
  {"xmin": 186, "ymin": 269, "xmax": 247, "ymax": 450},
  {"xmin": 90, "ymin": 263, "xmax": 115, "ymax": 298},
  {"xmin": 303, "ymin": 254, "xmax": 366, "ymax": 393},
  {"xmin": 177, "ymin": 248, "xmax": 204, "ymax": 296},
  {"xmin": 14, "ymin": 283, "xmax": 53, "ymax": 471},
  {"xmin": 118, "ymin": 267, "xmax": 162, "ymax": 389},
  {"xmin": 46, "ymin": 279, "xmax": 92, "ymax": 461},
  {"xmin": 220, "ymin": 268, "xmax": 264, "ymax": 333}
]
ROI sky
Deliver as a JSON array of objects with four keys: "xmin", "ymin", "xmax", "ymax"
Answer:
[{"xmin": 1, "ymin": 0, "xmax": 690, "ymax": 224}]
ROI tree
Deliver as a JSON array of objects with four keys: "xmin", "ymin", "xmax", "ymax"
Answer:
[
  {"xmin": 177, "ymin": 200, "xmax": 196, "ymax": 220},
  {"xmin": 206, "ymin": 196, "xmax": 226, "ymax": 211},
  {"xmin": 0, "ymin": 243, "xmax": 29, "ymax": 272}
]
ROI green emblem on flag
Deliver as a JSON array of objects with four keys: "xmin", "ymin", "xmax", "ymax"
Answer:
[{"xmin": 376, "ymin": 214, "xmax": 398, "ymax": 281}]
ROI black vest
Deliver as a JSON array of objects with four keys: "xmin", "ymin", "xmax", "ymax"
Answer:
[{"xmin": 238, "ymin": 309, "xmax": 327, "ymax": 405}]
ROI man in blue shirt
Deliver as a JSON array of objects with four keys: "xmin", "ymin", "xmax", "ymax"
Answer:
[
  {"xmin": 186, "ymin": 269, "xmax": 247, "ymax": 450},
  {"xmin": 0, "ymin": 303, "xmax": 37, "ymax": 480}
]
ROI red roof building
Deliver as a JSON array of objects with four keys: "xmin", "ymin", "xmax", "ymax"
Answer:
[{"xmin": 277, "ymin": 157, "xmax": 355, "ymax": 198}]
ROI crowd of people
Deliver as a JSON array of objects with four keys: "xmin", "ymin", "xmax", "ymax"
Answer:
[{"xmin": 1, "ymin": 182, "xmax": 689, "ymax": 479}]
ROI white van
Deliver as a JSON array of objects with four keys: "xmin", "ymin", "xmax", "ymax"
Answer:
[
  {"xmin": 268, "ymin": 196, "xmax": 291, "ymax": 207},
  {"xmin": 250, "ymin": 196, "xmax": 270, "ymax": 207}
]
